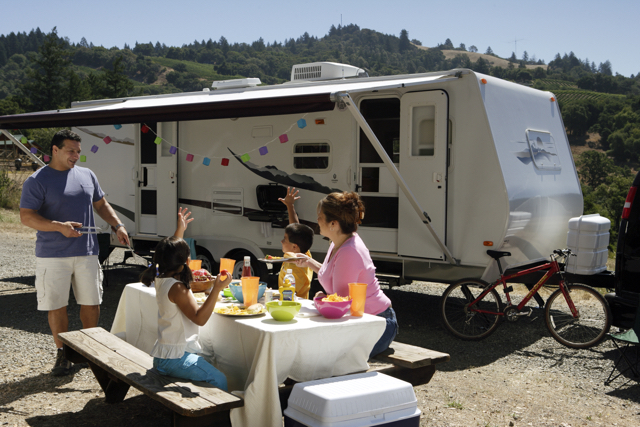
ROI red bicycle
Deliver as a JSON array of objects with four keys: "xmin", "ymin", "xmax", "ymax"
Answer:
[{"xmin": 440, "ymin": 249, "xmax": 611, "ymax": 349}]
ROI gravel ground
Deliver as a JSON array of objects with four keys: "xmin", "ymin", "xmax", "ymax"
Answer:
[{"xmin": 1, "ymin": 209, "xmax": 639, "ymax": 427}]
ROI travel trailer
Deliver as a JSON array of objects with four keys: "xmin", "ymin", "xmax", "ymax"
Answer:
[{"xmin": 0, "ymin": 63, "xmax": 583, "ymax": 283}]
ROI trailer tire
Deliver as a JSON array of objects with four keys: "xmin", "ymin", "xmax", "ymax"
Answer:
[{"xmin": 195, "ymin": 246, "xmax": 216, "ymax": 273}]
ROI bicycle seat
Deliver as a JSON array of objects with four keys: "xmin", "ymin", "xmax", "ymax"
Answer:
[{"xmin": 486, "ymin": 250, "xmax": 511, "ymax": 260}]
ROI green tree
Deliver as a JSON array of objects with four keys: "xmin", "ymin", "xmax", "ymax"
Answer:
[
  {"xmin": 23, "ymin": 27, "xmax": 72, "ymax": 111},
  {"xmin": 98, "ymin": 55, "xmax": 134, "ymax": 98},
  {"xmin": 576, "ymin": 151, "xmax": 615, "ymax": 188},
  {"xmin": 484, "ymin": 46, "xmax": 494, "ymax": 55},
  {"xmin": 562, "ymin": 103, "xmax": 590, "ymax": 136},
  {"xmin": 399, "ymin": 29, "xmax": 410, "ymax": 52}
]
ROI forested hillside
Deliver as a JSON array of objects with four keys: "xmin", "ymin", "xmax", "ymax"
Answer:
[{"xmin": 2, "ymin": 25, "xmax": 640, "ymax": 248}]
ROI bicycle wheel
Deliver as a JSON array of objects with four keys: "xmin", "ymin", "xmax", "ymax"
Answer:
[
  {"xmin": 544, "ymin": 283, "xmax": 611, "ymax": 349},
  {"xmin": 441, "ymin": 279, "xmax": 503, "ymax": 340}
]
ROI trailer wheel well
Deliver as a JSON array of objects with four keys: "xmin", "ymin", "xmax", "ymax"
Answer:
[{"xmin": 195, "ymin": 245, "xmax": 216, "ymax": 273}]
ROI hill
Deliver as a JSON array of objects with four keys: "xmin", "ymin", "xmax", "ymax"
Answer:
[{"xmin": 416, "ymin": 46, "xmax": 547, "ymax": 71}]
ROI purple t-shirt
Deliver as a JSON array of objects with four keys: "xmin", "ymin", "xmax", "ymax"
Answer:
[
  {"xmin": 20, "ymin": 165, "xmax": 105, "ymax": 258},
  {"xmin": 317, "ymin": 233, "xmax": 391, "ymax": 315}
]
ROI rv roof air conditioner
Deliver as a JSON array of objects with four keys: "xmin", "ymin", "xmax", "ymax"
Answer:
[
  {"xmin": 211, "ymin": 78, "xmax": 261, "ymax": 90},
  {"xmin": 290, "ymin": 62, "xmax": 368, "ymax": 82}
]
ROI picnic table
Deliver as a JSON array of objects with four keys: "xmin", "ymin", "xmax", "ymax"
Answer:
[{"xmin": 111, "ymin": 282, "xmax": 386, "ymax": 427}]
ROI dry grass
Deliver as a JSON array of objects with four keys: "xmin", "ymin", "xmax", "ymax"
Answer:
[
  {"xmin": 0, "ymin": 208, "xmax": 33, "ymax": 236},
  {"xmin": 415, "ymin": 46, "xmax": 548, "ymax": 70}
]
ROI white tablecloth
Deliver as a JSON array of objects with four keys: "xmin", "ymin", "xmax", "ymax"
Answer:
[{"xmin": 111, "ymin": 282, "xmax": 386, "ymax": 427}]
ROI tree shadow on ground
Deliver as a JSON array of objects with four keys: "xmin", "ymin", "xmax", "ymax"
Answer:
[
  {"xmin": 384, "ymin": 284, "xmax": 613, "ymax": 373},
  {"xmin": 24, "ymin": 395, "xmax": 172, "ymax": 427},
  {"xmin": 0, "ymin": 366, "xmax": 88, "ymax": 409}
]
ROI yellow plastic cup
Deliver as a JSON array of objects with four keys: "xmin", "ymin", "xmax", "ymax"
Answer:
[
  {"xmin": 219, "ymin": 258, "xmax": 235, "ymax": 280},
  {"xmin": 188, "ymin": 259, "xmax": 202, "ymax": 271},
  {"xmin": 241, "ymin": 276, "xmax": 260, "ymax": 307},
  {"xmin": 349, "ymin": 283, "xmax": 368, "ymax": 317}
]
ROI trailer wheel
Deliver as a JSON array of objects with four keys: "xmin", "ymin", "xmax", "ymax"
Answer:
[
  {"xmin": 227, "ymin": 250, "xmax": 267, "ymax": 281},
  {"xmin": 195, "ymin": 246, "xmax": 216, "ymax": 273}
]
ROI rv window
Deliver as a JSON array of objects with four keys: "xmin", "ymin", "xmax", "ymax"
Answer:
[
  {"xmin": 360, "ymin": 196, "xmax": 399, "ymax": 228},
  {"xmin": 140, "ymin": 123, "xmax": 157, "ymax": 164},
  {"xmin": 411, "ymin": 105, "xmax": 435, "ymax": 156},
  {"xmin": 293, "ymin": 142, "xmax": 330, "ymax": 170},
  {"xmin": 359, "ymin": 98, "xmax": 400, "ymax": 164},
  {"xmin": 525, "ymin": 130, "xmax": 561, "ymax": 171}
]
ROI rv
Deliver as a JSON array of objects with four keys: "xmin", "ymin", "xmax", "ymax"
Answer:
[{"xmin": 0, "ymin": 63, "xmax": 583, "ymax": 283}]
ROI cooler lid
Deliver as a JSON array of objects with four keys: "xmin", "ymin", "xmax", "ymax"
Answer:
[{"xmin": 286, "ymin": 372, "xmax": 417, "ymax": 424}]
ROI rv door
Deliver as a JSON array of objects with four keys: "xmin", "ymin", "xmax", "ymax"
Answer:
[
  {"xmin": 136, "ymin": 122, "xmax": 178, "ymax": 237},
  {"xmin": 398, "ymin": 90, "xmax": 448, "ymax": 259}
]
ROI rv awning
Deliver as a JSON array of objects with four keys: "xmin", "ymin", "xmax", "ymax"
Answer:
[{"xmin": 0, "ymin": 72, "xmax": 456, "ymax": 129}]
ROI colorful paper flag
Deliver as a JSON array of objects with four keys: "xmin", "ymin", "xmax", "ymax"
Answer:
[
  {"xmin": 203, "ymin": 157, "xmax": 211, "ymax": 166},
  {"xmin": 141, "ymin": 125, "xmax": 149, "ymax": 133},
  {"xmin": 186, "ymin": 154, "xmax": 194, "ymax": 162},
  {"xmin": 80, "ymin": 155, "xmax": 86, "ymax": 162},
  {"xmin": 21, "ymin": 136, "xmax": 27, "ymax": 144},
  {"xmin": 169, "ymin": 146, "xmax": 177, "ymax": 155},
  {"xmin": 114, "ymin": 124, "xmax": 122, "ymax": 130},
  {"xmin": 241, "ymin": 153, "xmax": 250, "ymax": 163},
  {"xmin": 221, "ymin": 158, "xmax": 229, "ymax": 166},
  {"xmin": 43, "ymin": 155, "xmax": 50, "ymax": 162},
  {"xmin": 30, "ymin": 147, "xmax": 37, "ymax": 154},
  {"xmin": 91, "ymin": 145, "xmax": 99, "ymax": 153},
  {"xmin": 259, "ymin": 146, "xmax": 268, "ymax": 155},
  {"xmin": 297, "ymin": 119, "xmax": 307, "ymax": 129},
  {"xmin": 103, "ymin": 136, "xmax": 112, "ymax": 144},
  {"xmin": 279, "ymin": 134, "xmax": 288, "ymax": 143},
  {"xmin": 154, "ymin": 137, "xmax": 162, "ymax": 145}
]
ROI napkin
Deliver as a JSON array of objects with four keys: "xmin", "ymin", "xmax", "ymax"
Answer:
[{"xmin": 297, "ymin": 306, "xmax": 320, "ymax": 318}]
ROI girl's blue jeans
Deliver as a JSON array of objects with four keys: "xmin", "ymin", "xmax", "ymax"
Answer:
[{"xmin": 153, "ymin": 352, "xmax": 228, "ymax": 391}]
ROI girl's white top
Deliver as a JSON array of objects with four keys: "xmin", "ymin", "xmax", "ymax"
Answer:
[{"xmin": 151, "ymin": 277, "xmax": 202, "ymax": 359}]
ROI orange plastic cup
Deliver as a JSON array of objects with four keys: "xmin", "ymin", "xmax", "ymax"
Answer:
[
  {"xmin": 219, "ymin": 258, "xmax": 235, "ymax": 279},
  {"xmin": 188, "ymin": 259, "xmax": 202, "ymax": 271},
  {"xmin": 349, "ymin": 283, "xmax": 368, "ymax": 317},
  {"xmin": 241, "ymin": 276, "xmax": 260, "ymax": 307}
]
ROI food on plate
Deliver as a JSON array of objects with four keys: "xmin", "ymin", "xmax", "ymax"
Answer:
[
  {"xmin": 265, "ymin": 255, "xmax": 282, "ymax": 260},
  {"xmin": 192, "ymin": 269, "xmax": 214, "ymax": 282},
  {"xmin": 322, "ymin": 293, "xmax": 351, "ymax": 302},
  {"xmin": 215, "ymin": 303, "xmax": 265, "ymax": 315}
]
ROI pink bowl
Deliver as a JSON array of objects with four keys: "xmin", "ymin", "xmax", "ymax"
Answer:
[{"xmin": 314, "ymin": 296, "xmax": 352, "ymax": 319}]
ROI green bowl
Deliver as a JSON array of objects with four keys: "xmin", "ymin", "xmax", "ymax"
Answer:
[
  {"xmin": 223, "ymin": 288, "xmax": 233, "ymax": 298},
  {"xmin": 266, "ymin": 301, "xmax": 301, "ymax": 321}
]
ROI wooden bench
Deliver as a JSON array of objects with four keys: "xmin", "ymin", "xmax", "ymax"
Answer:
[
  {"xmin": 278, "ymin": 341, "xmax": 449, "ymax": 410},
  {"xmin": 368, "ymin": 341, "xmax": 450, "ymax": 386},
  {"xmin": 58, "ymin": 327, "xmax": 243, "ymax": 427}
]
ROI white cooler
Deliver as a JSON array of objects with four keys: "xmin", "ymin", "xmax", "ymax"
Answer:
[
  {"xmin": 566, "ymin": 214, "xmax": 610, "ymax": 275},
  {"xmin": 283, "ymin": 372, "xmax": 421, "ymax": 427}
]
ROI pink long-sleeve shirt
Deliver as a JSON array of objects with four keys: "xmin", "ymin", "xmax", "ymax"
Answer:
[{"xmin": 317, "ymin": 233, "xmax": 391, "ymax": 315}]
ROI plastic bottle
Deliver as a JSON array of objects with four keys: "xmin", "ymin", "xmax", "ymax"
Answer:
[
  {"xmin": 242, "ymin": 256, "xmax": 251, "ymax": 277},
  {"xmin": 280, "ymin": 269, "xmax": 296, "ymax": 301}
]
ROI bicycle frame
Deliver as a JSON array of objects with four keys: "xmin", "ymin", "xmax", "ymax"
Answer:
[{"xmin": 469, "ymin": 255, "xmax": 579, "ymax": 317}]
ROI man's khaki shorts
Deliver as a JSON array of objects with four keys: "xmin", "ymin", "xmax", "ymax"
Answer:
[{"xmin": 35, "ymin": 256, "xmax": 103, "ymax": 311}]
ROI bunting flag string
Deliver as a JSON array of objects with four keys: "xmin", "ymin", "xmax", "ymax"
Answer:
[{"xmin": 15, "ymin": 113, "xmax": 311, "ymax": 168}]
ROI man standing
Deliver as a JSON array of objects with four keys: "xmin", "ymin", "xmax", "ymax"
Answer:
[{"xmin": 20, "ymin": 130, "xmax": 130, "ymax": 376}]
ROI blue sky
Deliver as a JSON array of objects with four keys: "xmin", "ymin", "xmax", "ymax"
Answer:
[{"xmin": 5, "ymin": 0, "xmax": 639, "ymax": 77}]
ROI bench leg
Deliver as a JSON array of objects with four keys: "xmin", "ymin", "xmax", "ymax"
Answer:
[
  {"xmin": 88, "ymin": 361, "xmax": 131, "ymax": 403},
  {"xmin": 173, "ymin": 410, "xmax": 232, "ymax": 427}
]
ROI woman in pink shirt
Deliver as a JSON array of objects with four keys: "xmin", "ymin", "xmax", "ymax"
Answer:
[{"xmin": 295, "ymin": 191, "xmax": 398, "ymax": 357}]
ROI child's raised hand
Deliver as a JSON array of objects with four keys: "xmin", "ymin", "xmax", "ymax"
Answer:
[
  {"xmin": 278, "ymin": 187, "xmax": 300, "ymax": 208},
  {"xmin": 177, "ymin": 207, "xmax": 194, "ymax": 233}
]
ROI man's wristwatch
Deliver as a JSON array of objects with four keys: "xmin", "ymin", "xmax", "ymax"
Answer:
[{"xmin": 112, "ymin": 223, "xmax": 126, "ymax": 232}]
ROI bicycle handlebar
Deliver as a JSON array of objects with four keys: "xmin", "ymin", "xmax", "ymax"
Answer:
[{"xmin": 552, "ymin": 248, "xmax": 574, "ymax": 259}]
